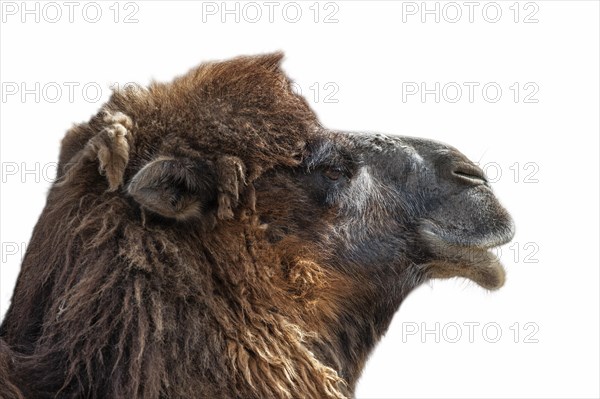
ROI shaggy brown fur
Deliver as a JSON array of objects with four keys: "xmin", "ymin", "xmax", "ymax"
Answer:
[{"xmin": 0, "ymin": 53, "xmax": 514, "ymax": 398}]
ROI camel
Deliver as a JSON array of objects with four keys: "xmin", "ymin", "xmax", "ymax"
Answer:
[{"xmin": 0, "ymin": 53, "xmax": 514, "ymax": 398}]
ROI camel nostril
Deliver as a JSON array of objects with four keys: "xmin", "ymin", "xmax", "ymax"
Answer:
[{"xmin": 452, "ymin": 164, "xmax": 488, "ymax": 184}]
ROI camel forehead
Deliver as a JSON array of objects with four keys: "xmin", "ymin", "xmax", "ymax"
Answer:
[
  {"xmin": 99, "ymin": 53, "xmax": 320, "ymax": 178},
  {"xmin": 161, "ymin": 52, "xmax": 293, "ymax": 106},
  {"xmin": 329, "ymin": 132, "xmax": 429, "ymax": 166},
  {"xmin": 110, "ymin": 52, "xmax": 309, "ymax": 121}
]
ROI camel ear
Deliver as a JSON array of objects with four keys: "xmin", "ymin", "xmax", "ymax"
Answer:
[{"xmin": 127, "ymin": 157, "xmax": 216, "ymax": 221}]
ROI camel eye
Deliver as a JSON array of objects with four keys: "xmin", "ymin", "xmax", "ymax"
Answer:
[{"xmin": 323, "ymin": 167, "xmax": 342, "ymax": 181}]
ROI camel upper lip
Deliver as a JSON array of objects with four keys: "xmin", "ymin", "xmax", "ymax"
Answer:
[{"xmin": 419, "ymin": 218, "xmax": 515, "ymax": 251}]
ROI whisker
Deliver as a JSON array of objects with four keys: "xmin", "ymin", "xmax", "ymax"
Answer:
[{"xmin": 477, "ymin": 148, "xmax": 489, "ymax": 165}]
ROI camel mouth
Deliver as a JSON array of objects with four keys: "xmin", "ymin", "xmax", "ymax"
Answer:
[
  {"xmin": 419, "ymin": 215, "xmax": 515, "ymax": 251},
  {"xmin": 419, "ymin": 227, "xmax": 507, "ymax": 259},
  {"xmin": 418, "ymin": 227, "xmax": 510, "ymax": 290}
]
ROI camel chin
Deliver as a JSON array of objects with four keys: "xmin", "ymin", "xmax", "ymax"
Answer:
[{"xmin": 419, "ymin": 224, "xmax": 513, "ymax": 290}]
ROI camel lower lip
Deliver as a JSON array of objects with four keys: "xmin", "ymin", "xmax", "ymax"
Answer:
[
  {"xmin": 420, "ymin": 236, "xmax": 507, "ymax": 291},
  {"xmin": 454, "ymin": 246, "xmax": 500, "ymax": 264}
]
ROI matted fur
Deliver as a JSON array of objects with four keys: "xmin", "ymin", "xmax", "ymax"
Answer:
[
  {"xmin": 0, "ymin": 53, "xmax": 350, "ymax": 399},
  {"xmin": 0, "ymin": 53, "xmax": 514, "ymax": 398}
]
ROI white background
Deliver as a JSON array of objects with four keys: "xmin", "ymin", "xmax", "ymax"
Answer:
[{"xmin": 1, "ymin": 1, "xmax": 598, "ymax": 398}]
